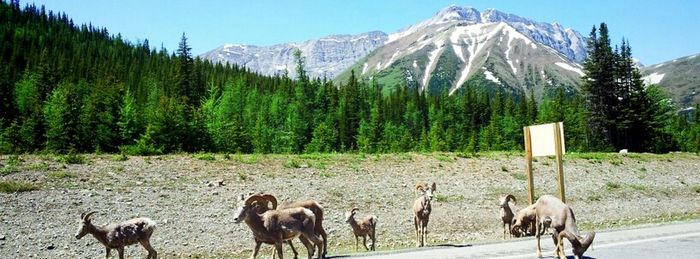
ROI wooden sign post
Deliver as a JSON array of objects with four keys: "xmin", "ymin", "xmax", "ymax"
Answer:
[{"xmin": 523, "ymin": 122, "xmax": 566, "ymax": 204}]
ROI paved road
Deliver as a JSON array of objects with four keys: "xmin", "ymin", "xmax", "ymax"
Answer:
[{"xmin": 344, "ymin": 221, "xmax": 700, "ymax": 258}]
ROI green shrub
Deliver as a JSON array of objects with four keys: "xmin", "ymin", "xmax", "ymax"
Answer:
[
  {"xmin": 57, "ymin": 152, "xmax": 86, "ymax": 164},
  {"xmin": 284, "ymin": 159, "xmax": 301, "ymax": 168},
  {"xmin": 0, "ymin": 180, "xmax": 39, "ymax": 193},
  {"xmin": 113, "ymin": 153, "xmax": 129, "ymax": 161},
  {"xmin": 605, "ymin": 182, "xmax": 621, "ymax": 190}
]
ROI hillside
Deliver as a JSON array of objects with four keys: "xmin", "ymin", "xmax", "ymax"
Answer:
[
  {"xmin": 1, "ymin": 153, "xmax": 699, "ymax": 257},
  {"xmin": 642, "ymin": 53, "xmax": 700, "ymax": 107},
  {"xmin": 335, "ymin": 6, "xmax": 585, "ymax": 97}
]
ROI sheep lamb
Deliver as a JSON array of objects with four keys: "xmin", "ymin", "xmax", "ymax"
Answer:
[
  {"xmin": 75, "ymin": 211, "xmax": 157, "ymax": 259},
  {"xmin": 345, "ymin": 207, "xmax": 377, "ymax": 251}
]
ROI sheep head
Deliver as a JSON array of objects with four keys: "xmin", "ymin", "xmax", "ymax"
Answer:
[
  {"xmin": 75, "ymin": 211, "xmax": 97, "ymax": 239},
  {"xmin": 510, "ymin": 206, "xmax": 534, "ymax": 237},
  {"xmin": 415, "ymin": 182, "xmax": 436, "ymax": 200},
  {"xmin": 499, "ymin": 194, "xmax": 516, "ymax": 207},
  {"xmin": 345, "ymin": 207, "xmax": 359, "ymax": 223},
  {"xmin": 233, "ymin": 193, "xmax": 278, "ymax": 224},
  {"xmin": 560, "ymin": 230, "xmax": 596, "ymax": 259}
]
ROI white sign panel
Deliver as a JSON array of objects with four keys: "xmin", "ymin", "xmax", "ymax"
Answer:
[{"xmin": 529, "ymin": 122, "xmax": 565, "ymax": 157}]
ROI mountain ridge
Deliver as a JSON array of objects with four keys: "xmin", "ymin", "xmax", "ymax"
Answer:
[{"xmin": 199, "ymin": 5, "xmax": 587, "ymax": 81}]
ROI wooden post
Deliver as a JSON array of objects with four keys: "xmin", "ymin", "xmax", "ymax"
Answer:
[
  {"xmin": 523, "ymin": 126, "xmax": 535, "ymax": 205},
  {"xmin": 554, "ymin": 122, "xmax": 566, "ymax": 203}
]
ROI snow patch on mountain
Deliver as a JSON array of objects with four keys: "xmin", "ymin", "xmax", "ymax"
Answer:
[
  {"xmin": 642, "ymin": 72, "xmax": 665, "ymax": 85},
  {"xmin": 422, "ymin": 45, "xmax": 444, "ymax": 90},
  {"xmin": 484, "ymin": 70, "xmax": 502, "ymax": 85},
  {"xmin": 555, "ymin": 62, "xmax": 585, "ymax": 76}
]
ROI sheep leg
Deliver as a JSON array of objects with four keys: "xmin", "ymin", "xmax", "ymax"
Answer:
[
  {"xmin": 117, "ymin": 247, "xmax": 124, "ymax": 259},
  {"xmin": 286, "ymin": 240, "xmax": 299, "ymax": 259},
  {"xmin": 503, "ymin": 222, "xmax": 507, "ymax": 239},
  {"xmin": 319, "ymin": 226, "xmax": 328, "ymax": 257},
  {"xmin": 140, "ymin": 239, "xmax": 158, "ymax": 259},
  {"xmin": 275, "ymin": 242, "xmax": 284, "ymax": 259},
  {"xmin": 105, "ymin": 247, "xmax": 111, "ymax": 259},
  {"xmin": 535, "ymin": 221, "xmax": 542, "ymax": 257},
  {"xmin": 362, "ymin": 235, "xmax": 369, "ymax": 251},
  {"xmin": 297, "ymin": 237, "xmax": 312, "ymax": 259},
  {"xmin": 251, "ymin": 241, "xmax": 262, "ymax": 259},
  {"xmin": 371, "ymin": 234, "xmax": 376, "ymax": 251},
  {"xmin": 355, "ymin": 236, "xmax": 359, "ymax": 251},
  {"xmin": 422, "ymin": 219, "xmax": 429, "ymax": 247},
  {"xmin": 414, "ymin": 216, "xmax": 421, "ymax": 247},
  {"xmin": 301, "ymin": 233, "xmax": 323, "ymax": 259}
]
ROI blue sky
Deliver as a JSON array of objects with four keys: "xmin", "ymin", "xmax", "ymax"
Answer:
[{"xmin": 27, "ymin": 0, "xmax": 700, "ymax": 65}]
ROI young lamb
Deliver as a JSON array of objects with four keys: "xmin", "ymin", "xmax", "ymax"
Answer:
[
  {"xmin": 499, "ymin": 194, "xmax": 517, "ymax": 239},
  {"xmin": 413, "ymin": 182, "xmax": 436, "ymax": 247},
  {"xmin": 511, "ymin": 195, "xmax": 595, "ymax": 259},
  {"xmin": 345, "ymin": 207, "xmax": 378, "ymax": 251},
  {"xmin": 75, "ymin": 211, "xmax": 157, "ymax": 259}
]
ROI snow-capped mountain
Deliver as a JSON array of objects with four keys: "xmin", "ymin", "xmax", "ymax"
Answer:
[
  {"xmin": 199, "ymin": 31, "xmax": 387, "ymax": 79},
  {"xmin": 337, "ymin": 6, "xmax": 586, "ymax": 97},
  {"xmin": 200, "ymin": 5, "xmax": 588, "ymax": 93},
  {"xmin": 642, "ymin": 53, "xmax": 700, "ymax": 106},
  {"xmin": 387, "ymin": 6, "xmax": 587, "ymax": 63}
]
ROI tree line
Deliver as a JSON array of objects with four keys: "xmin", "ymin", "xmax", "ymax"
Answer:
[{"xmin": 1, "ymin": 1, "xmax": 698, "ymax": 154}]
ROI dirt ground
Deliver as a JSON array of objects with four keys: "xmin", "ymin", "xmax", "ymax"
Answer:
[{"xmin": 1, "ymin": 152, "xmax": 699, "ymax": 258}]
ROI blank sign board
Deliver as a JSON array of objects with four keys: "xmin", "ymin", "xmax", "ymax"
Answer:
[{"xmin": 528, "ymin": 122, "xmax": 565, "ymax": 157}]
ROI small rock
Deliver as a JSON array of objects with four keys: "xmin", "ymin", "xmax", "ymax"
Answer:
[
  {"xmin": 135, "ymin": 181, "xmax": 144, "ymax": 185},
  {"xmin": 216, "ymin": 179, "xmax": 225, "ymax": 186},
  {"xmin": 0, "ymin": 235, "xmax": 5, "ymax": 240},
  {"xmin": 105, "ymin": 188, "xmax": 112, "ymax": 192},
  {"xmin": 47, "ymin": 244, "xmax": 55, "ymax": 250},
  {"xmin": 212, "ymin": 191, "xmax": 219, "ymax": 196}
]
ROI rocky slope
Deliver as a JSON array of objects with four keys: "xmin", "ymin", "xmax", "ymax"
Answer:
[
  {"xmin": 199, "ymin": 31, "xmax": 387, "ymax": 79},
  {"xmin": 642, "ymin": 53, "xmax": 700, "ymax": 107}
]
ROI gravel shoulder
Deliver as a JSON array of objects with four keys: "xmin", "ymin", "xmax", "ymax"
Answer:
[{"xmin": 1, "ymin": 152, "xmax": 699, "ymax": 258}]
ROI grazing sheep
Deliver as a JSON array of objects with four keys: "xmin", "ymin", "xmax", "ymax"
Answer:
[
  {"xmin": 74, "ymin": 211, "xmax": 157, "ymax": 259},
  {"xmin": 511, "ymin": 195, "xmax": 595, "ymax": 259},
  {"xmin": 233, "ymin": 193, "xmax": 324, "ymax": 259},
  {"xmin": 499, "ymin": 194, "xmax": 517, "ymax": 239},
  {"xmin": 345, "ymin": 208, "xmax": 377, "ymax": 251},
  {"xmin": 413, "ymin": 182, "xmax": 436, "ymax": 247}
]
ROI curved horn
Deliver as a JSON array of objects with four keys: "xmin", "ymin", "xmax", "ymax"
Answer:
[
  {"xmin": 244, "ymin": 194, "xmax": 267, "ymax": 206},
  {"xmin": 505, "ymin": 194, "xmax": 516, "ymax": 205},
  {"xmin": 83, "ymin": 211, "xmax": 97, "ymax": 221},
  {"xmin": 351, "ymin": 207, "xmax": 359, "ymax": 215},
  {"xmin": 415, "ymin": 182, "xmax": 426, "ymax": 191},
  {"xmin": 578, "ymin": 232, "xmax": 596, "ymax": 250},
  {"xmin": 260, "ymin": 194, "xmax": 278, "ymax": 209}
]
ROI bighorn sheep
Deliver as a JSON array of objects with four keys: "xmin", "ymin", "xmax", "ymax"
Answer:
[
  {"xmin": 277, "ymin": 200, "xmax": 328, "ymax": 258},
  {"xmin": 345, "ymin": 207, "xmax": 377, "ymax": 251},
  {"xmin": 413, "ymin": 182, "xmax": 436, "ymax": 247},
  {"xmin": 511, "ymin": 195, "xmax": 595, "ymax": 259},
  {"xmin": 233, "ymin": 193, "xmax": 324, "ymax": 259},
  {"xmin": 74, "ymin": 211, "xmax": 157, "ymax": 259},
  {"xmin": 499, "ymin": 194, "xmax": 517, "ymax": 239}
]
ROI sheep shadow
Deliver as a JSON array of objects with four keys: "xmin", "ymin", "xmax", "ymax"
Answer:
[{"xmin": 540, "ymin": 256, "xmax": 595, "ymax": 259}]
